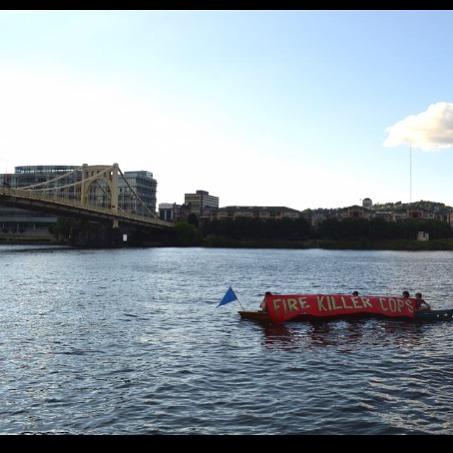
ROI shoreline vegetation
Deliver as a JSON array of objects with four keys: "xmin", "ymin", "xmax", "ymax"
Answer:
[
  {"xmin": 173, "ymin": 217, "xmax": 453, "ymax": 251},
  {"xmin": 201, "ymin": 237, "xmax": 453, "ymax": 251},
  {"xmin": 3, "ymin": 216, "xmax": 453, "ymax": 250},
  {"xmin": 4, "ymin": 235, "xmax": 453, "ymax": 251}
]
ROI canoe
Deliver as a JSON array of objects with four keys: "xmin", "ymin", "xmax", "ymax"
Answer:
[
  {"xmin": 239, "ymin": 309, "xmax": 453, "ymax": 323},
  {"xmin": 247, "ymin": 292, "xmax": 452, "ymax": 324},
  {"xmin": 412, "ymin": 309, "xmax": 453, "ymax": 322}
]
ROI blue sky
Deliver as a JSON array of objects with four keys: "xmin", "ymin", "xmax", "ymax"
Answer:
[{"xmin": 1, "ymin": 11, "xmax": 453, "ymax": 210}]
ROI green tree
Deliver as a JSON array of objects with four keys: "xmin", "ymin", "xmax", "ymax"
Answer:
[
  {"xmin": 175, "ymin": 221, "xmax": 203, "ymax": 245},
  {"xmin": 187, "ymin": 213, "xmax": 199, "ymax": 228}
]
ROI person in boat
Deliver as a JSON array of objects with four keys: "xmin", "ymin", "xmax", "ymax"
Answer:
[
  {"xmin": 352, "ymin": 291, "xmax": 359, "ymax": 296},
  {"xmin": 402, "ymin": 290, "xmax": 410, "ymax": 299},
  {"xmin": 415, "ymin": 292, "xmax": 431, "ymax": 312},
  {"xmin": 260, "ymin": 291, "xmax": 272, "ymax": 312}
]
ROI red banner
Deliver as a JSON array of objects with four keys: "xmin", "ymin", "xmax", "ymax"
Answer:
[{"xmin": 265, "ymin": 294, "xmax": 417, "ymax": 323}]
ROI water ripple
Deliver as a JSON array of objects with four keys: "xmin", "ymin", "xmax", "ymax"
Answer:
[{"xmin": 1, "ymin": 246, "xmax": 453, "ymax": 434}]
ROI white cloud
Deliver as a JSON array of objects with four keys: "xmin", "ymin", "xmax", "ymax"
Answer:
[{"xmin": 383, "ymin": 102, "xmax": 453, "ymax": 151}]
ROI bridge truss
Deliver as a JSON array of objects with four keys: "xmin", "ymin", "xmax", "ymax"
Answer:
[{"xmin": 0, "ymin": 164, "xmax": 173, "ymax": 231}]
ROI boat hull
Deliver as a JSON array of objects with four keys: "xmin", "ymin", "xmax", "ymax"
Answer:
[
  {"xmin": 413, "ymin": 309, "xmax": 453, "ymax": 322},
  {"xmin": 239, "ymin": 309, "xmax": 453, "ymax": 323}
]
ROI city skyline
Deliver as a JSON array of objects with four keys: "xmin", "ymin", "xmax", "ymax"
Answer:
[{"xmin": 2, "ymin": 11, "xmax": 453, "ymax": 210}]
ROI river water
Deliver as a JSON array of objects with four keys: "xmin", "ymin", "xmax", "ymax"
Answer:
[{"xmin": 1, "ymin": 245, "xmax": 452, "ymax": 434}]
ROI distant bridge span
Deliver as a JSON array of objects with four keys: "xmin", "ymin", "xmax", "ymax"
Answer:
[{"xmin": 0, "ymin": 164, "xmax": 174, "ymax": 231}]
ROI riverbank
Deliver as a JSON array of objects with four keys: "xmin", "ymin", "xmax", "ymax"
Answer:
[
  {"xmin": 202, "ymin": 237, "xmax": 453, "ymax": 251},
  {"xmin": 0, "ymin": 237, "xmax": 57, "ymax": 245},
  {"xmin": 4, "ymin": 236, "xmax": 453, "ymax": 251}
]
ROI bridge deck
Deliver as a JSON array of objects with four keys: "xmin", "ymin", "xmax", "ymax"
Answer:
[{"xmin": 0, "ymin": 187, "xmax": 174, "ymax": 230}]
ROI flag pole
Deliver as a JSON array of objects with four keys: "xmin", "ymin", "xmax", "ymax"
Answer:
[
  {"xmin": 229, "ymin": 286, "xmax": 245, "ymax": 310},
  {"xmin": 236, "ymin": 296, "xmax": 245, "ymax": 311},
  {"xmin": 217, "ymin": 287, "xmax": 246, "ymax": 310},
  {"xmin": 410, "ymin": 143, "xmax": 412, "ymax": 204}
]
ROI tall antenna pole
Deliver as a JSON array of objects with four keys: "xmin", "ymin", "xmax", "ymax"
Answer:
[{"xmin": 409, "ymin": 144, "xmax": 412, "ymax": 204}]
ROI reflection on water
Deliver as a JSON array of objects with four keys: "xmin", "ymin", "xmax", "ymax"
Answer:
[
  {"xmin": 260, "ymin": 318, "xmax": 427, "ymax": 351},
  {"xmin": 1, "ymin": 246, "xmax": 453, "ymax": 434}
]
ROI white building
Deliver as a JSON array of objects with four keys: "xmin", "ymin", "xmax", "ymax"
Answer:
[
  {"xmin": 159, "ymin": 203, "xmax": 181, "ymax": 222},
  {"xmin": 118, "ymin": 170, "xmax": 157, "ymax": 215}
]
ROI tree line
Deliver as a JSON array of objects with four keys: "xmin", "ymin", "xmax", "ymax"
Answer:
[
  {"xmin": 49, "ymin": 214, "xmax": 453, "ymax": 247},
  {"xmin": 196, "ymin": 216, "xmax": 453, "ymax": 242}
]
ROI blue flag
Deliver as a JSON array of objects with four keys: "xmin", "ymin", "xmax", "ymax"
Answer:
[{"xmin": 217, "ymin": 287, "xmax": 238, "ymax": 307}]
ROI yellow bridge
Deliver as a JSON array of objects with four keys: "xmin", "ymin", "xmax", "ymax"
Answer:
[{"xmin": 0, "ymin": 164, "xmax": 174, "ymax": 231}]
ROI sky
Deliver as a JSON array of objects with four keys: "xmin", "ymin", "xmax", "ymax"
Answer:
[{"xmin": 2, "ymin": 10, "xmax": 453, "ymax": 210}]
